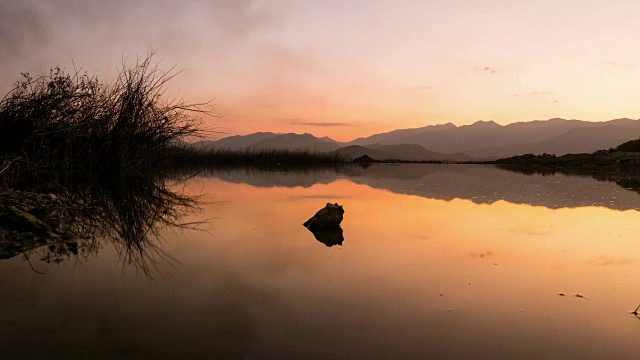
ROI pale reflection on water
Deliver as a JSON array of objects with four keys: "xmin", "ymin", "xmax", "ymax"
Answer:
[{"xmin": 2, "ymin": 165, "xmax": 640, "ymax": 359}]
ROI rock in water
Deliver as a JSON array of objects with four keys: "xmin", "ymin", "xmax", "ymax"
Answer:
[{"xmin": 303, "ymin": 203, "xmax": 344, "ymax": 228}]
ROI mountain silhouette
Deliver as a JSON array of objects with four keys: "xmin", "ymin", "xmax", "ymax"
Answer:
[
  {"xmin": 473, "ymin": 125, "xmax": 640, "ymax": 158},
  {"xmin": 194, "ymin": 132, "xmax": 279, "ymax": 150},
  {"xmin": 193, "ymin": 118, "xmax": 640, "ymax": 159},
  {"xmin": 350, "ymin": 118, "xmax": 640, "ymax": 158},
  {"xmin": 248, "ymin": 133, "xmax": 341, "ymax": 152}
]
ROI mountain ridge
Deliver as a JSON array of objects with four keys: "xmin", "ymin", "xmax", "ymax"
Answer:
[{"xmin": 193, "ymin": 118, "xmax": 640, "ymax": 160}]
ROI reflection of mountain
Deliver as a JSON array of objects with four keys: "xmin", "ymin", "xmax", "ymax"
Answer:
[
  {"xmin": 207, "ymin": 164, "xmax": 640, "ymax": 211},
  {"xmin": 196, "ymin": 168, "xmax": 341, "ymax": 188},
  {"xmin": 342, "ymin": 164, "xmax": 640, "ymax": 211}
]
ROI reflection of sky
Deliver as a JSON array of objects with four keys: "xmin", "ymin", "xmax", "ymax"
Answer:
[
  {"xmin": 4, "ymin": 1, "xmax": 640, "ymax": 140},
  {"xmin": 2, "ymin": 171, "xmax": 640, "ymax": 357}
]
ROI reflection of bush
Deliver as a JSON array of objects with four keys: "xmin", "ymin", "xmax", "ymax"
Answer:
[{"xmin": 0, "ymin": 171, "xmax": 198, "ymax": 276}]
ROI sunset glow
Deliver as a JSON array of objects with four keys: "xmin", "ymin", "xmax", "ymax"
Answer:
[{"xmin": 3, "ymin": 1, "xmax": 640, "ymax": 141}]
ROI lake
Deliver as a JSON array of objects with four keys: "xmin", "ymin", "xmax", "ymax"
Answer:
[{"xmin": 2, "ymin": 164, "xmax": 640, "ymax": 359}]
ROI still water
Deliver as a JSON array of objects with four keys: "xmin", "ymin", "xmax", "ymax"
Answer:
[{"xmin": 3, "ymin": 164, "xmax": 640, "ymax": 359}]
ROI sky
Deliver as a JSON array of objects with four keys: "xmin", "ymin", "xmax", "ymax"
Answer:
[{"xmin": 2, "ymin": 0, "xmax": 640, "ymax": 142}]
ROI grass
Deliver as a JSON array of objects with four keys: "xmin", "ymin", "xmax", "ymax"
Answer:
[
  {"xmin": 163, "ymin": 145, "xmax": 351, "ymax": 171},
  {"xmin": 0, "ymin": 53, "xmax": 208, "ymax": 189}
]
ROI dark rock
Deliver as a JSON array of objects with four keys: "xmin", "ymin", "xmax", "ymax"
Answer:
[{"xmin": 303, "ymin": 203, "xmax": 344, "ymax": 228}]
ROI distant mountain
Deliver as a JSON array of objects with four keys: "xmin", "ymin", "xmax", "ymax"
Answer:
[
  {"xmin": 192, "ymin": 118, "xmax": 640, "ymax": 159},
  {"xmin": 475, "ymin": 125, "xmax": 640, "ymax": 158},
  {"xmin": 248, "ymin": 133, "xmax": 341, "ymax": 152},
  {"xmin": 194, "ymin": 132, "xmax": 278, "ymax": 150},
  {"xmin": 192, "ymin": 132, "xmax": 340, "ymax": 152},
  {"xmin": 349, "ymin": 123, "xmax": 457, "ymax": 145},
  {"xmin": 335, "ymin": 144, "xmax": 473, "ymax": 162},
  {"xmin": 351, "ymin": 118, "xmax": 640, "ymax": 158}
]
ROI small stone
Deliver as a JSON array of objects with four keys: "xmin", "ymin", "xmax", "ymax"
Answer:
[
  {"xmin": 48, "ymin": 193, "xmax": 58, "ymax": 201},
  {"xmin": 75, "ymin": 199, "xmax": 85, "ymax": 206}
]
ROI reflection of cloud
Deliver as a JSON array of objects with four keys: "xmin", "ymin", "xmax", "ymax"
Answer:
[
  {"xmin": 290, "ymin": 120, "xmax": 353, "ymax": 127},
  {"xmin": 508, "ymin": 226, "xmax": 551, "ymax": 236},
  {"xmin": 474, "ymin": 66, "xmax": 498, "ymax": 74},
  {"xmin": 590, "ymin": 256, "xmax": 635, "ymax": 267},
  {"xmin": 470, "ymin": 250, "xmax": 493, "ymax": 259}
]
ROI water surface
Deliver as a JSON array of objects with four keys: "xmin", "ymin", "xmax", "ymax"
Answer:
[{"xmin": 3, "ymin": 164, "xmax": 640, "ymax": 359}]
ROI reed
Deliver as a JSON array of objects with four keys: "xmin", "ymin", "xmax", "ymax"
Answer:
[
  {"xmin": 0, "ymin": 53, "xmax": 209, "ymax": 189},
  {"xmin": 163, "ymin": 145, "xmax": 352, "ymax": 170}
]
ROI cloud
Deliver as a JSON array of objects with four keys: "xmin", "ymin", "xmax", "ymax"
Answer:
[
  {"xmin": 0, "ymin": 0, "xmax": 292, "ymax": 92},
  {"xmin": 290, "ymin": 120, "xmax": 352, "ymax": 127},
  {"xmin": 474, "ymin": 66, "xmax": 498, "ymax": 74},
  {"xmin": 604, "ymin": 61, "xmax": 640, "ymax": 70},
  {"xmin": 0, "ymin": 1, "xmax": 50, "ymax": 61}
]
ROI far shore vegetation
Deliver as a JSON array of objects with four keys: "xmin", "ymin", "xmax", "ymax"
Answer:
[
  {"xmin": 492, "ymin": 138, "xmax": 640, "ymax": 167},
  {"xmin": 165, "ymin": 147, "xmax": 350, "ymax": 171}
]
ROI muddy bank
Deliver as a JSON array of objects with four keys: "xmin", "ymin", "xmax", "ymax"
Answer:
[{"xmin": 0, "ymin": 189, "xmax": 92, "ymax": 260}]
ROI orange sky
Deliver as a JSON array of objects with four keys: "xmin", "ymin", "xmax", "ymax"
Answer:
[{"xmin": 3, "ymin": 0, "xmax": 640, "ymax": 142}]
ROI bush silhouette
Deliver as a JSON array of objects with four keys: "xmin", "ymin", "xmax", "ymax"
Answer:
[{"xmin": 0, "ymin": 53, "xmax": 208, "ymax": 186}]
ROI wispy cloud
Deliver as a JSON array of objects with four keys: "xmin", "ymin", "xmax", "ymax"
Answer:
[
  {"xmin": 290, "ymin": 120, "xmax": 352, "ymax": 127},
  {"xmin": 474, "ymin": 66, "xmax": 498, "ymax": 74},
  {"xmin": 604, "ymin": 61, "xmax": 640, "ymax": 70}
]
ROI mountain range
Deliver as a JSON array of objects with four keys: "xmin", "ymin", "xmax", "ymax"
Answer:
[{"xmin": 194, "ymin": 118, "xmax": 640, "ymax": 161}]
